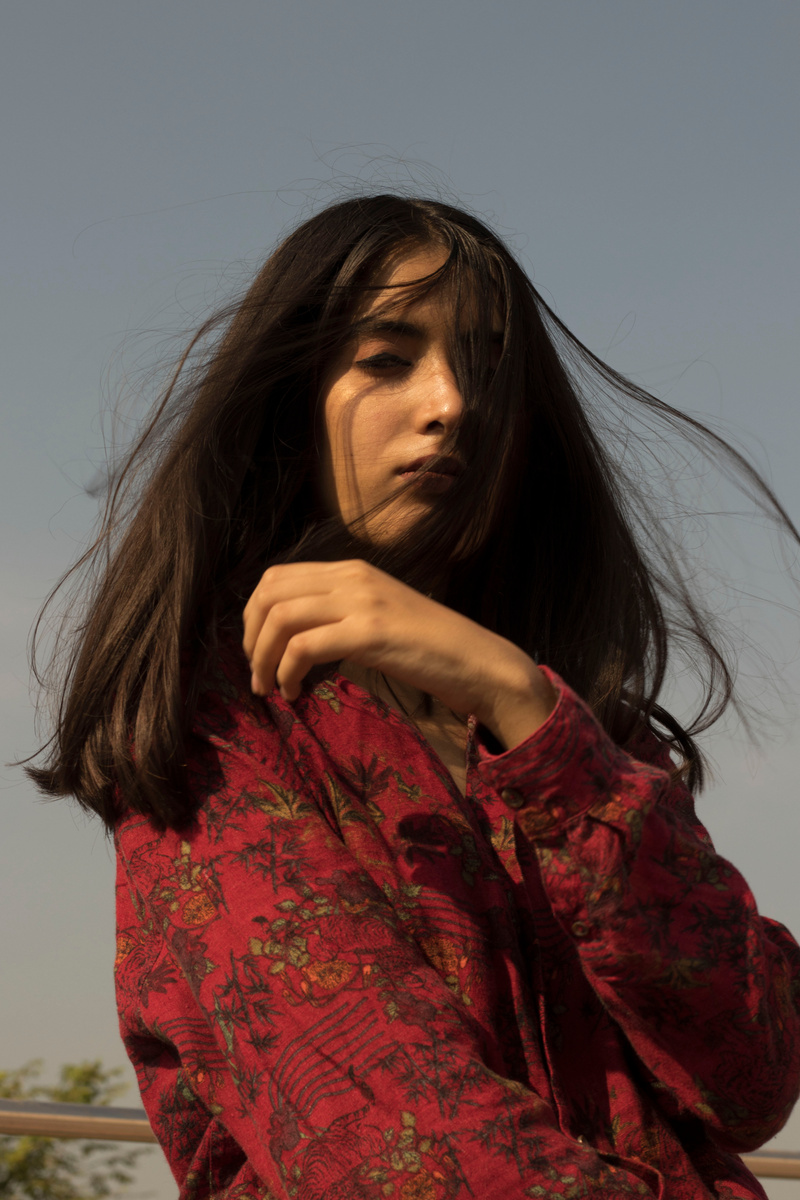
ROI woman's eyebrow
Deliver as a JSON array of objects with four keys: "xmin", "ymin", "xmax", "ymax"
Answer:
[
  {"xmin": 351, "ymin": 317, "xmax": 504, "ymax": 344},
  {"xmin": 351, "ymin": 316, "xmax": 423, "ymax": 339}
]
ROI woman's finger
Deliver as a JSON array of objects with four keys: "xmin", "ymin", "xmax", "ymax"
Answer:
[
  {"xmin": 243, "ymin": 567, "xmax": 329, "ymax": 663},
  {"xmin": 243, "ymin": 560, "xmax": 375, "ymax": 663},
  {"xmin": 275, "ymin": 617, "xmax": 385, "ymax": 701},
  {"xmin": 249, "ymin": 594, "xmax": 353, "ymax": 694}
]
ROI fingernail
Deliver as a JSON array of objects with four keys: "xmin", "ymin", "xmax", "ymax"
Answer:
[{"xmin": 251, "ymin": 671, "xmax": 263, "ymax": 695}]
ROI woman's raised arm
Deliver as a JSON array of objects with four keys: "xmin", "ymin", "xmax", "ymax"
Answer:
[
  {"xmin": 242, "ymin": 558, "xmax": 557, "ymax": 747},
  {"xmin": 475, "ymin": 669, "xmax": 800, "ymax": 1152}
]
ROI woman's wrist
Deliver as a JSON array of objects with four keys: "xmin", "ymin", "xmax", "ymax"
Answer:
[{"xmin": 475, "ymin": 651, "xmax": 557, "ymax": 751}]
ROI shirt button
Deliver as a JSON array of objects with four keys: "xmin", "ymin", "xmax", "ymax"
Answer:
[
  {"xmin": 501, "ymin": 787, "xmax": 525, "ymax": 809},
  {"xmin": 571, "ymin": 921, "xmax": 590, "ymax": 938}
]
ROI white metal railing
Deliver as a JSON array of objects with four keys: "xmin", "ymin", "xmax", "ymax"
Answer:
[
  {"xmin": 742, "ymin": 1148, "xmax": 800, "ymax": 1179},
  {"xmin": 0, "ymin": 1099, "xmax": 797, "ymax": 1178},
  {"xmin": 0, "ymin": 1098, "xmax": 157, "ymax": 1142}
]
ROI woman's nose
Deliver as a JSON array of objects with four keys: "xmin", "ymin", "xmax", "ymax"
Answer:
[{"xmin": 416, "ymin": 359, "xmax": 465, "ymax": 432}]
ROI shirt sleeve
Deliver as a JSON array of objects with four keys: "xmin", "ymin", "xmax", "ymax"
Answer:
[
  {"xmin": 475, "ymin": 666, "xmax": 800, "ymax": 1153},
  {"xmin": 116, "ymin": 715, "xmax": 669, "ymax": 1199}
]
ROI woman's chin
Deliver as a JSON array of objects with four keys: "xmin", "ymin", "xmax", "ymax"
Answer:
[{"xmin": 347, "ymin": 499, "xmax": 433, "ymax": 547}]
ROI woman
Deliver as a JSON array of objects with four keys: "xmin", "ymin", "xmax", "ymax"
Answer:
[{"xmin": 31, "ymin": 195, "xmax": 800, "ymax": 1198}]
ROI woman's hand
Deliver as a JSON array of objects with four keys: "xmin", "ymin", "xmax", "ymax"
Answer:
[{"xmin": 242, "ymin": 559, "xmax": 556, "ymax": 750}]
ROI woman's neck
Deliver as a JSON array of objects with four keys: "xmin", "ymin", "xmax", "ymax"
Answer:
[
  {"xmin": 338, "ymin": 661, "xmax": 431, "ymax": 718},
  {"xmin": 338, "ymin": 660, "xmax": 468, "ymax": 797}
]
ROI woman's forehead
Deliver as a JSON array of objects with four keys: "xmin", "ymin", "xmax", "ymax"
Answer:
[
  {"xmin": 357, "ymin": 244, "xmax": 503, "ymax": 333},
  {"xmin": 374, "ymin": 243, "xmax": 451, "ymax": 289}
]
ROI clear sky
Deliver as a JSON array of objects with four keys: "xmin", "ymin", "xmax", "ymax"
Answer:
[{"xmin": 2, "ymin": 4, "xmax": 798, "ymax": 1197}]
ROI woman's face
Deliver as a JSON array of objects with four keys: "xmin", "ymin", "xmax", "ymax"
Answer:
[{"xmin": 318, "ymin": 244, "xmax": 500, "ymax": 544}]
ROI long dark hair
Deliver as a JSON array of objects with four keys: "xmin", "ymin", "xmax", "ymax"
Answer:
[{"xmin": 26, "ymin": 193, "xmax": 799, "ymax": 830}]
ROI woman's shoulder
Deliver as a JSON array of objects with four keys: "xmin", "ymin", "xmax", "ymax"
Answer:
[
  {"xmin": 190, "ymin": 629, "xmax": 291, "ymax": 748},
  {"xmin": 115, "ymin": 636, "xmax": 295, "ymax": 857}
]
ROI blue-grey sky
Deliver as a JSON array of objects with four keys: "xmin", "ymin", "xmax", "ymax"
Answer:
[{"xmin": 2, "ymin": 4, "xmax": 799, "ymax": 1197}]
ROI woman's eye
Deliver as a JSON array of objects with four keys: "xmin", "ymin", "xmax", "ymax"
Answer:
[{"xmin": 355, "ymin": 352, "xmax": 411, "ymax": 373}]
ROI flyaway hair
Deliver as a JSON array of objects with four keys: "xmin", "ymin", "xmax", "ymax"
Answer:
[{"xmin": 25, "ymin": 194, "xmax": 800, "ymax": 829}]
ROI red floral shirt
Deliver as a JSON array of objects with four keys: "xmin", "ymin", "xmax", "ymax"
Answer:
[{"xmin": 115, "ymin": 644, "xmax": 800, "ymax": 1199}]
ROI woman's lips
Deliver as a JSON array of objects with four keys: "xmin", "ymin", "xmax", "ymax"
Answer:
[
  {"xmin": 398, "ymin": 453, "xmax": 465, "ymax": 487},
  {"xmin": 397, "ymin": 466, "xmax": 459, "ymax": 492}
]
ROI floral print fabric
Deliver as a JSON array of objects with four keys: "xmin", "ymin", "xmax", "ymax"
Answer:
[{"xmin": 115, "ymin": 644, "xmax": 800, "ymax": 1198}]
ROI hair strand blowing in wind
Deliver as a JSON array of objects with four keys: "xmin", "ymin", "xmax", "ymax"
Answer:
[{"xmin": 25, "ymin": 193, "xmax": 800, "ymax": 829}]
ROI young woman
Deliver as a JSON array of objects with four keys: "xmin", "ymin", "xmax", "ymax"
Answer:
[{"xmin": 31, "ymin": 195, "xmax": 800, "ymax": 1198}]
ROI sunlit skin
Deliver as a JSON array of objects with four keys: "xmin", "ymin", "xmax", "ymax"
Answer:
[
  {"xmin": 243, "ymin": 246, "xmax": 556, "ymax": 787},
  {"xmin": 319, "ymin": 244, "xmax": 482, "ymax": 543}
]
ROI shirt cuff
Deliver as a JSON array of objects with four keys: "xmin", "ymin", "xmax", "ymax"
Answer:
[{"xmin": 474, "ymin": 667, "xmax": 667, "ymax": 839}]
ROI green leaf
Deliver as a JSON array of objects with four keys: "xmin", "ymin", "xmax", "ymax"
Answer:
[{"xmin": 0, "ymin": 1059, "xmax": 150, "ymax": 1199}]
